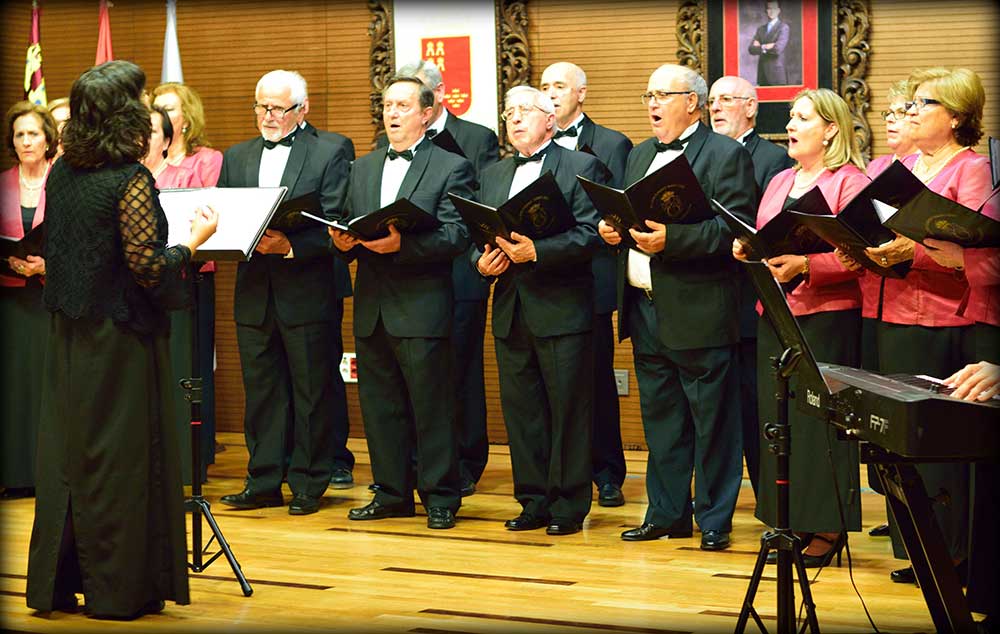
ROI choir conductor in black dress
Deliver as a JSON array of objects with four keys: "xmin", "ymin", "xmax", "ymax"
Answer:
[{"xmin": 26, "ymin": 60, "xmax": 218, "ymax": 619}]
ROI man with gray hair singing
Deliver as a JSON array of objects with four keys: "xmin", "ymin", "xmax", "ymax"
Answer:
[
  {"xmin": 473, "ymin": 86, "xmax": 602, "ymax": 536},
  {"xmin": 598, "ymin": 64, "xmax": 755, "ymax": 550}
]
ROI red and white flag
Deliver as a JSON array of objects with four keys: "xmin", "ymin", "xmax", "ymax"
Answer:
[
  {"xmin": 24, "ymin": 0, "xmax": 47, "ymax": 106},
  {"xmin": 95, "ymin": 0, "xmax": 114, "ymax": 66}
]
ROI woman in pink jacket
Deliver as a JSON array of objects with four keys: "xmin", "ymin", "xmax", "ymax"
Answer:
[{"xmin": 734, "ymin": 88, "xmax": 869, "ymax": 567}]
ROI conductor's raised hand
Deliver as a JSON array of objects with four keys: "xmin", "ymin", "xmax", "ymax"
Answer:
[
  {"xmin": 328, "ymin": 227, "xmax": 359, "ymax": 252},
  {"xmin": 360, "ymin": 223, "xmax": 402, "ymax": 254},
  {"xmin": 476, "ymin": 244, "xmax": 510, "ymax": 277},
  {"xmin": 187, "ymin": 205, "xmax": 219, "ymax": 251},
  {"xmin": 598, "ymin": 219, "xmax": 622, "ymax": 246},
  {"xmin": 630, "ymin": 219, "xmax": 666, "ymax": 254}
]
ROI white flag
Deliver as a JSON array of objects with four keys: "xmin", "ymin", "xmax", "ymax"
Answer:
[{"xmin": 161, "ymin": 0, "xmax": 184, "ymax": 83}]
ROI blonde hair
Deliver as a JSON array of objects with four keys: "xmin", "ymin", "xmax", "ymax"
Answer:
[
  {"xmin": 792, "ymin": 88, "xmax": 865, "ymax": 171},
  {"xmin": 151, "ymin": 82, "xmax": 211, "ymax": 154},
  {"xmin": 886, "ymin": 80, "xmax": 908, "ymax": 104},
  {"xmin": 906, "ymin": 67, "xmax": 984, "ymax": 147}
]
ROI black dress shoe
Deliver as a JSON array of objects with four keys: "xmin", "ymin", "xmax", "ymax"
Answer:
[
  {"xmin": 460, "ymin": 480, "xmax": 476, "ymax": 497},
  {"xmin": 51, "ymin": 592, "xmax": 79, "ymax": 612},
  {"xmin": 328, "ymin": 468, "xmax": 354, "ymax": 490},
  {"xmin": 701, "ymin": 530, "xmax": 731, "ymax": 551},
  {"xmin": 504, "ymin": 513, "xmax": 547, "ymax": 531},
  {"xmin": 597, "ymin": 483, "xmax": 625, "ymax": 507},
  {"xmin": 219, "ymin": 488, "xmax": 283, "ymax": 510},
  {"xmin": 288, "ymin": 493, "xmax": 321, "ymax": 515},
  {"xmin": 891, "ymin": 566, "xmax": 916, "ymax": 584},
  {"xmin": 868, "ymin": 523, "xmax": 890, "ymax": 537},
  {"xmin": 426, "ymin": 507, "xmax": 456, "ymax": 529},
  {"xmin": 546, "ymin": 520, "xmax": 581, "ymax": 536},
  {"xmin": 348, "ymin": 500, "xmax": 415, "ymax": 521},
  {"xmin": 621, "ymin": 523, "xmax": 693, "ymax": 541}
]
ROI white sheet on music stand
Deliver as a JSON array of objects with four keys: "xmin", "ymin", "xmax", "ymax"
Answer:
[{"xmin": 160, "ymin": 187, "xmax": 286, "ymax": 258}]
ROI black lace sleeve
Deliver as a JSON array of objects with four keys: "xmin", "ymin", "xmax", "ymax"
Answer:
[{"xmin": 117, "ymin": 169, "xmax": 191, "ymax": 287}]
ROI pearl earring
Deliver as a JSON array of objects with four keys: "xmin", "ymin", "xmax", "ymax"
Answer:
[{"xmin": 822, "ymin": 139, "xmax": 829, "ymax": 147}]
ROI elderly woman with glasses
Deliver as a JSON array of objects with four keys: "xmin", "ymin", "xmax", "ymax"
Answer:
[
  {"xmin": 733, "ymin": 88, "xmax": 870, "ymax": 567},
  {"xmin": 860, "ymin": 67, "xmax": 992, "ymax": 586},
  {"xmin": 1, "ymin": 101, "xmax": 58, "ymax": 498}
]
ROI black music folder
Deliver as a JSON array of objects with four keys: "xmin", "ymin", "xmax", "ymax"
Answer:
[
  {"xmin": 786, "ymin": 210, "xmax": 907, "ymax": 279},
  {"xmin": 0, "ymin": 221, "xmax": 45, "ymax": 262},
  {"xmin": 268, "ymin": 191, "xmax": 322, "ymax": 232},
  {"xmin": 870, "ymin": 160, "xmax": 1000, "ymax": 248},
  {"xmin": 448, "ymin": 171, "xmax": 575, "ymax": 249},
  {"xmin": 989, "ymin": 136, "xmax": 999, "ymax": 190},
  {"xmin": 302, "ymin": 197, "xmax": 442, "ymax": 241},
  {"xmin": 578, "ymin": 154, "xmax": 711, "ymax": 249},
  {"xmin": 429, "ymin": 128, "xmax": 466, "ymax": 158}
]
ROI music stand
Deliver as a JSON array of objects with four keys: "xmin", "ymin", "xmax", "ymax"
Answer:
[
  {"xmin": 734, "ymin": 261, "xmax": 826, "ymax": 634},
  {"xmin": 162, "ymin": 185, "xmax": 288, "ymax": 598}
]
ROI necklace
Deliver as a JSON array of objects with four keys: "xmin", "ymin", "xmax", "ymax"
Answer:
[
  {"xmin": 913, "ymin": 145, "xmax": 966, "ymax": 184},
  {"xmin": 150, "ymin": 160, "xmax": 168, "ymax": 180},
  {"xmin": 19, "ymin": 164, "xmax": 48, "ymax": 191},
  {"xmin": 792, "ymin": 166, "xmax": 824, "ymax": 192}
]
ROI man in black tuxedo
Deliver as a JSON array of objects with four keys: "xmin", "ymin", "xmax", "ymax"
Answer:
[
  {"xmin": 474, "ymin": 86, "xmax": 602, "ymax": 536},
  {"xmin": 748, "ymin": 0, "xmax": 791, "ymax": 86},
  {"xmin": 299, "ymin": 113, "xmax": 358, "ymax": 490},
  {"xmin": 389, "ymin": 59, "xmax": 499, "ymax": 494},
  {"xmin": 599, "ymin": 64, "xmax": 755, "ymax": 550},
  {"xmin": 708, "ymin": 75, "xmax": 793, "ymax": 497},
  {"xmin": 330, "ymin": 76, "xmax": 474, "ymax": 530},
  {"xmin": 218, "ymin": 70, "xmax": 352, "ymax": 516},
  {"xmin": 541, "ymin": 61, "xmax": 634, "ymax": 509}
]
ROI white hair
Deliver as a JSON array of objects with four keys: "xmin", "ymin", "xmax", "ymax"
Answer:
[
  {"xmin": 397, "ymin": 59, "xmax": 443, "ymax": 87},
  {"xmin": 505, "ymin": 85, "xmax": 555, "ymax": 114},
  {"xmin": 256, "ymin": 69, "xmax": 308, "ymax": 104}
]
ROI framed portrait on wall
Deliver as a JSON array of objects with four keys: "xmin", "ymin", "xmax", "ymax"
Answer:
[{"xmin": 706, "ymin": 0, "xmax": 835, "ymax": 140}]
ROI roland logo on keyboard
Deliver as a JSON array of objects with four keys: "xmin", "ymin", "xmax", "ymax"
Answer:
[
  {"xmin": 806, "ymin": 389, "xmax": 822, "ymax": 408},
  {"xmin": 869, "ymin": 414, "xmax": 889, "ymax": 434}
]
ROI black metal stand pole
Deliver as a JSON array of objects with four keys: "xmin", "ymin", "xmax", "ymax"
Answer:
[
  {"xmin": 181, "ymin": 266, "xmax": 253, "ymax": 597},
  {"xmin": 736, "ymin": 347, "xmax": 819, "ymax": 634}
]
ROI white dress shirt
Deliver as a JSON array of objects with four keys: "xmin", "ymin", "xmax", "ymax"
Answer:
[
  {"xmin": 380, "ymin": 136, "xmax": 424, "ymax": 208},
  {"xmin": 507, "ymin": 140, "xmax": 552, "ymax": 199},
  {"xmin": 259, "ymin": 140, "xmax": 295, "ymax": 257}
]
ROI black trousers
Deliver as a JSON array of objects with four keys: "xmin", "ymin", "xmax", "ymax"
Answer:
[
  {"xmin": 628, "ymin": 290, "xmax": 742, "ymax": 532},
  {"xmin": 737, "ymin": 336, "xmax": 760, "ymax": 497},
  {"xmin": 496, "ymin": 304, "xmax": 593, "ymax": 523},
  {"xmin": 236, "ymin": 300, "xmax": 337, "ymax": 499},
  {"xmin": 451, "ymin": 299, "xmax": 489, "ymax": 484},
  {"xmin": 591, "ymin": 311, "xmax": 626, "ymax": 488},
  {"xmin": 356, "ymin": 317, "xmax": 461, "ymax": 512}
]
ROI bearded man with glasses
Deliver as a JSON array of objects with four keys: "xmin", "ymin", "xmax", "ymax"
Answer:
[{"xmin": 218, "ymin": 69, "xmax": 353, "ymax": 516}]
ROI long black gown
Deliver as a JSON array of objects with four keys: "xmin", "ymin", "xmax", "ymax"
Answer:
[{"xmin": 26, "ymin": 161, "xmax": 190, "ymax": 618}]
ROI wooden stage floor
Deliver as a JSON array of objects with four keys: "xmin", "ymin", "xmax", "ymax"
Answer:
[{"xmin": 1, "ymin": 432, "xmax": 945, "ymax": 633}]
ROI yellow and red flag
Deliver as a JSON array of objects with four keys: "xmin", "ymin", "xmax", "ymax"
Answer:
[
  {"xmin": 24, "ymin": 0, "xmax": 46, "ymax": 106},
  {"xmin": 95, "ymin": 0, "xmax": 114, "ymax": 66}
]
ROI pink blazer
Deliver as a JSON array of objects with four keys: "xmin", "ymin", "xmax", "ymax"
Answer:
[
  {"xmin": 878, "ymin": 150, "xmax": 992, "ymax": 327},
  {"xmin": 1, "ymin": 166, "xmax": 46, "ymax": 288},
  {"xmin": 179, "ymin": 146, "xmax": 222, "ymax": 187},
  {"xmin": 959, "ymin": 193, "xmax": 1000, "ymax": 327},
  {"xmin": 756, "ymin": 164, "xmax": 870, "ymax": 316}
]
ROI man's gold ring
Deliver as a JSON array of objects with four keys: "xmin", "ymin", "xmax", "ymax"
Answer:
[{"xmin": 880, "ymin": 256, "xmax": 888, "ymax": 266}]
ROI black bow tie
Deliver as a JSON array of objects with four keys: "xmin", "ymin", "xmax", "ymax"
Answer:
[
  {"xmin": 513, "ymin": 149, "xmax": 547, "ymax": 166},
  {"xmin": 387, "ymin": 148, "xmax": 414, "ymax": 161},
  {"xmin": 553, "ymin": 126, "xmax": 578, "ymax": 139},
  {"xmin": 263, "ymin": 133, "xmax": 295, "ymax": 150},
  {"xmin": 654, "ymin": 137, "xmax": 688, "ymax": 153},
  {"xmin": 426, "ymin": 129, "xmax": 438, "ymax": 139}
]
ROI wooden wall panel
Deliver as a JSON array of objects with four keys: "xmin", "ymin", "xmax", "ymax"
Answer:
[{"xmin": 2, "ymin": 0, "xmax": 997, "ymax": 452}]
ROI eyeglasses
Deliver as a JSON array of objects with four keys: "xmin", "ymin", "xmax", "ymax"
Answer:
[
  {"xmin": 880, "ymin": 107, "xmax": 908, "ymax": 122},
  {"xmin": 252, "ymin": 103, "xmax": 301, "ymax": 119},
  {"xmin": 640, "ymin": 90, "xmax": 692, "ymax": 106},
  {"xmin": 904, "ymin": 97, "xmax": 941, "ymax": 112},
  {"xmin": 501, "ymin": 104, "xmax": 545, "ymax": 121},
  {"xmin": 710, "ymin": 94, "xmax": 750, "ymax": 107}
]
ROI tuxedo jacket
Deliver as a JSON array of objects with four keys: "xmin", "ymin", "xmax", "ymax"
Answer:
[
  {"xmin": 303, "ymin": 121, "xmax": 356, "ymax": 301},
  {"xmin": 577, "ymin": 114, "xmax": 634, "ymax": 314},
  {"xmin": 616, "ymin": 122, "xmax": 756, "ymax": 350},
  {"xmin": 476, "ymin": 143, "xmax": 602, "ymax": 339},
  {"xmin": 341, "ymin": 138, "xmax": 475, "ymax": 339},
  {"xmin": 738, "ymin": 130, "xmax": 794, "ymax": 337},
  {"xmin": 218, "ymin": 131, "xmax": 351, "ymax": 328},
  {"xmin": 379, "ymin": 114, "xmax": 498, "ymax": 302}
]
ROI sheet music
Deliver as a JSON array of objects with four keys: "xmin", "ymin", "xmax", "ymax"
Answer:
[{"xmin": 159, "ymin": 186, "xmax": 286, "ymax": 260}]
